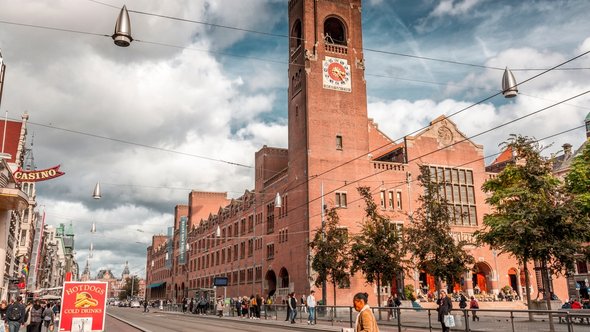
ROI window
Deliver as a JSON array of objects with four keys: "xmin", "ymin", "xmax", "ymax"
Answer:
[
  {"xmin": 388, "ymin": 191, "xmax": 394, "ymax": 210},
  {"xmin": 396, "ymin": 191, "xmax": 403, "ymax": 210},
  {"xmin": 380, "ymin": 191, "xmax": 386, "ymax": 209},
  {"xmin": 266, "ymin": 203, "xmax": 275, "ymax": 234},
  {"xmin": 389, "ymin": 221, "xmax": 404, "ymax": 236},
  {"xmin": 335, "ymin": 192, "xmax": 347, "ymax": 208},
  {"xmin": 290, "ymin": 20, "xmax": 302, "ymax": 54},
  {"xmin": 266, "ymin": 243, "xmax": 275, "ymax": 260},
  {"xmin": 240, "ymin": 218, "xmax": 246, "ymax": 235},
  {"xmin": 576, "ymin": 260, "xmax": 588, "ymax": 274},
  {"xmin": 248, "ymin": 239, "xmax": 254, "ymax": 257},
  {"xmin": 324, "ymin": 17, "xmax": 346, "ymax": 45},
  {"xmin": 336, "ymin": 135, "xmax": 343, "ymax": 150},
  {"xmin": 248, "ymin": 215, "xmax": 254, "ymax": 233},
  {"xmin": 428, "ymin": 166, "xmax": 478, "ymax": 226}
]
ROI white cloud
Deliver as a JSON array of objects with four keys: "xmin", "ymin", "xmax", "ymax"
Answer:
[{"xmin": 430, "ymin": 0, "xmax": 482, "ymax": 18}]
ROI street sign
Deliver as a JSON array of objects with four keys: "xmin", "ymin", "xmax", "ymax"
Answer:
[{"xmin": 60, "ymin": 281, "xmax": 108, "ymax": 332}]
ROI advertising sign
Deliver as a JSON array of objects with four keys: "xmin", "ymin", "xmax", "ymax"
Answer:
[
  {"xmin": 60, "ymin": 282, "xmax": 108, "ymax": 332},
  {"xmin": 179, "ymin": 216, "xmax": 187, "ymax": 265},
  {"xmin": 165, "ymin": 227, "xmax": 173, "ymax": 269},
  {"xmin": 13, "ymin": 165, "xmax": 65, "ymax": 182}
]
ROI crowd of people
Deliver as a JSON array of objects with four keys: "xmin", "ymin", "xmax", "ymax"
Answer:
[{"xmin": 0, "ymin": 296, "xmax": 60, "ymax": 332}]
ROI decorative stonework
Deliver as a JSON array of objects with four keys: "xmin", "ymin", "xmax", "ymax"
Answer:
[{"xmin": 438, "ymin": 125, "xmax": 454, "ymax": 145}]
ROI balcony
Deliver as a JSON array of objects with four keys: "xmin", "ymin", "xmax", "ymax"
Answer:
[
  {"xmin": 371, "ymin": 161, "xmax": 405, "ymax": 172},
  {"xmin": 325, "ymin": 43, "xmax": 348, "ymax": 55}
]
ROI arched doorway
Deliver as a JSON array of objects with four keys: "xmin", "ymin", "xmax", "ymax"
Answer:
[
  {"xmin": 472, "ymin": 262, "xmax": 492, "ymax": 294},
  {"xmin": 265, "ymin": 270, "xmax": 277, "ymax": 299},
  {"xmin": 419, "ymin": 272, "xmax": 436, "ymax": 295},
  {"xmin": 508, "ymin": 268, "xmax": 518, "ymax": 291},
  {"xmin": 279, "ymin": 267, "xmax": 290, "ymax": 288}
]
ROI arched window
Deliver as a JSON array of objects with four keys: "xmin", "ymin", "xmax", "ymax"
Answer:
[
  {"xmin": 324, "ymin": 17, "xmax": 346, "ymax": 45},
  {"xmin": 290, "ymin": 20, "xmax": 302, "ymax": 52}
]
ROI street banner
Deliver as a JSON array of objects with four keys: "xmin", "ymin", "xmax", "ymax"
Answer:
[
  {"xmin": 165, "ymin": 226, "xmax": 173, "ymax": 269},
  {"xmin": 60, "ymin": 281, "xmax": 108, "ymax": 332},
  {"xmin": 179, "ymin": 216, "xmax": 187, "ymax": 265}
]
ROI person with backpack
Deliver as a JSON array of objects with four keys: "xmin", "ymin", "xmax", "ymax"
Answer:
[
  {"xmin": 27, "ymin": 300, "xmax": 43, "ymax": 332},
  {"xmin": 469, "ymin": 296, "xmax": 480, "ymax": 321},
  {"xmin": 6, "ymin": 296, "xmax": 26, "ymax": 332},
  {"xmin": 40, "ymin": 302, "xmax": 54, "ymax": 332}
]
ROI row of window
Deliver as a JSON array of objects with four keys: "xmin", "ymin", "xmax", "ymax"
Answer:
[
  {"xmin": 428, "ymin": 166, "xmax": 478, "ymax": 226},
  {"xmin": 189, "ymin": 266, "xmax": 263, "ymax": 290},
  {"xmin": 379, "ymin": 190, "xmax": 403, "ymax": 210}
]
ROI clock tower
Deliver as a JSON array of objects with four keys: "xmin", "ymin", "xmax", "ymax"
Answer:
[
  {"xmin": 285, "ymin": 0, "xmax": 370, "ymax": 293},
  {"xmin": 287, "ymin": 0, "xmax": 369, "ymax": 205}
]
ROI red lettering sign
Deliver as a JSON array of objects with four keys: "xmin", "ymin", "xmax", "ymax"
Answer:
[
  {"xmin": 13, "ymin": 165, "xmax": 65, "ymax": 182},
  {"xmin": 60, "ymin": 282, "xmax": 108, "ymax": 332}
]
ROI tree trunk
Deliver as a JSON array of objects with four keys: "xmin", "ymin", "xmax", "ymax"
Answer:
[
  {"xmin": 541, "ymin": 261, "xmax": 555, "ymax": 332},
  {"xmin": 523, "ymin": 261, "xmax": 534, "ymax": 321},
  {"xmin": 376, "ymin": 274, "xmax": 382, "ymax": 321},
  {"xmin": 333, "ymin": 281, "xmax": 337, "ymax": 318}
]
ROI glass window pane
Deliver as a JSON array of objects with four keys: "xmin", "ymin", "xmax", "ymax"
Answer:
[
  {"xmin": 445, "ymin": 184, "xmax": 453, "ymax": 201},
  {"xmin": 462, "ymin": 206, "xmax": 469, "ymax": 225},
  {"xmin": 444, "ymin": 168, "xmax": 451, "ymax": 183},
  {"xmin": 459, "ymin": 170, "xmax": 466, "ymax": 184},
  {"xmin": 453, "ymin": 185, "xmax": 460, "ymax": 204},
  {"xmin": 466, "ymin": 170, "xmax": 473, "ymax": 185},
  {"xmin": 467, "ymin": 186, "xmax": 475, "ymax": 204},
  {"xmin": 452, "ymin": 169, "xmax": 459, "ymax": 183},
  {"xmin": 454, "ymin": 205, "xmax": 461, "ymax": 225},
  {"xmin": 469, "ymin": 206, "xmax": 477, "ymax": 226},
  {"xmin": 461, "ymin": 186, "xmax": 468, "ymax": 204}
]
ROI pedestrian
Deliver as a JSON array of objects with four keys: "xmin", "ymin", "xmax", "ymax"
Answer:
[
  {"xmin": 249, "ymin": 295, "xmax": 256, "ymax": 319},
  {"xmin": 241, "ymin": 297, "xmax": 249, "ymax": 318},
  {"xmin": 255, "ymin": 294, "xmax": 262, "ymax": 319},
  {"xmin": 143, "ymin": 299, "xmax": 149, "ymax": 313},
  {"xmin": 436, "ymin": 290, "xmax": 453, "ymax": 332},
  {"xmin": 289, "ymin": 293, "xmax": 297, "ymax": 324},
  {"xmin": 386, "ymin": 295, "xmax": 394, "ymax": 321},
  {"xmin": 353, "ymin": 292, "xmax": 379, "ymax": 332},
  {"xmin": 40, "ymin": 302, "xmax": 54, "ymax": 332},
  {"xmin": 216, "ymin": 299, "xmax": 224, "ymax": 317},
  {"xmin": 0, "ymin": 300, "xmax": 8, "ymax": 332},
  {"xmin": 27, "ymin": 299, "xmax": 43, "ymax": 332},
  {"xmin": 6, "ymin": 296, "xmax": 26, "ymax": 332},
  {"xmin": 284, "ymin": 296, "xmax": 290, "ymax": 321},
  {"xmin": 469, "ymin": 296, "xmax": 480, "ymax": 321},
  {"xmin": 188, "ymin": 298, "xmax": 193, "ymax": 314},
  {"xmin": 306, "ymin": 290, "xmax": 316, "ymax": 325},
  {"xmin": 235, "ymin": 297, "xmax": 242, "ymax": 318},
  {"xmin": 459, "ymin": 293, "xmax": 467, "ymax": 310},
  {"xmin": 301, "ymin": 294, "xmax": 307, "ymax": 313}
]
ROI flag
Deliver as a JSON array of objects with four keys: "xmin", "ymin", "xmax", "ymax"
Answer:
[{"xmin": 21, "ymin": 265, "xmax": 28, "ymax": 277}]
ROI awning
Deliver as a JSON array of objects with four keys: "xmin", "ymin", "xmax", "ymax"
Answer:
[{"xmin": 147, "ymin": 282, "xmax": 166, "ymax": 289}]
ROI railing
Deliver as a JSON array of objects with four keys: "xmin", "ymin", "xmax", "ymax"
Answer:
[
  {"xmin": 161, "ymin": 303, "xmax": 590, "ymax": 331},
  {"xmin": 325, "ymin": 43, "xmax": 348, "ymax": 55}
]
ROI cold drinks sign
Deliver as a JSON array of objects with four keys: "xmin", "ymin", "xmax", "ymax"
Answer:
[{"xmin": 60, "ymin": 282, "xmax": 108, "ymax": 332}]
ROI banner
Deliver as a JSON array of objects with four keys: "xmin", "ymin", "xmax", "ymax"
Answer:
[
  {"xmin": 165, "ymin": 227, "xmax": 173, "ymax": 269},
  {"xmin": 179, "ymin": 216, "xmax": 187, "ymax": 265},
  {"xmin": 13, "ymin": 165, "xmax": 65, "ymax": 182},
  {"xmin": 60, "ymin": 281, "xmax": 108, "ymax": 332}
]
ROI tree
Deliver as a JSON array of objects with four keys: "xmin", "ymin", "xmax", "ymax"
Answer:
[
  {"xmin": 404, "ymin": 166, "xmax": 474, "ymax": 292},
  {"xmin": 350, "ymin": 186, "xmax": 407, "ymax": 309},
  {"xmin": 309, "ymin": 206, "xmax": 351, "ymax": 306},
  {"xmin": 475, "ymin": 135, "xmax": 590, "ymax": 330},
  {"xmin": 563, "ymin": 142, "xmax": 590, "ymax": 261},
  {"xmin": 118, "ymin": 275, "xmax": 140, "ymax": 300}
]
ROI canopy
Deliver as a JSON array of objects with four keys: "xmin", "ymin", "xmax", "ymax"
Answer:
[{"xmin": 147, "ymin": 281, "xmax": 166, "ymax": 289}]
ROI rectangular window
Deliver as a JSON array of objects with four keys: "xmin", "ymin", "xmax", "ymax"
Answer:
[
  {"xmin": 240, "ymin": 242, "xmax": 246, "ymax": 259},
  {"xmin": 248, "ymin": 215, "xmax": 254, "ymax": 233},
  {"xmin": 388, "ymin": 191, "xmax": 394, "ymax": 209},
  {"xmin": 576, "ymin": 260, "xmax": 589, "ymax": 274},
  {"xmin": 380, "ymin": 191, "xmax": 386, "ymax": 209},
  {"xmin": 233, "ymin": 244, "xmax": 238, "ymax": 261},
  {"xmin": 336, "ymin": 135, "xmax": 343, "ymax": 150},
  {"xmin": 335, "ymin": 192, "xmax": 347, "ymax": 208},
  {"xmin": 248, "ymin": 239, "xmax": 254, "ymax": 257},
  {"xmin": 429, "ymin": 165, "xmax": 478, "ymax": 226},
  {"xmin": 444, "ymin": 168, "xmax": 452, "ymax": 183},
  {"xmin": 396, "ymin": 191, "xmax": 402, "ymax": 210},
  {"xmin": 266, "ymin": 243, "xmax": 275, "ymax": 260}
]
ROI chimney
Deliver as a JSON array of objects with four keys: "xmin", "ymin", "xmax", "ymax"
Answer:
[{"xmin": 563, "ymin": 143, "xmax": 572, "ymax": 158}]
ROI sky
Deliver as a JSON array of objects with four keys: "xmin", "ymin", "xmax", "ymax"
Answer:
[{"xmin": 1, "ymin": 0, "xmax": 589, "ymax": 279}]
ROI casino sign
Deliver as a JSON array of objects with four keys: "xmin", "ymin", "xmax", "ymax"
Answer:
[{"xmin": 13, "ymin": 165, "xmax": 65, "ymax": 182}]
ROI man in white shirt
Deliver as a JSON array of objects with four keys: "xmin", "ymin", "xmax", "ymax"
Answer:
[{"xmin": 306, "ymin": 290, "xmax": 317, "ymax": 325}]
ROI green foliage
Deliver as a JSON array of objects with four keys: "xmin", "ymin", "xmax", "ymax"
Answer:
[
  {"xmin": 118, "ymin": 275, "xmax": 140, "ymax": 300},
  {"xmin": 564, "ymin": 141, "xmax": 590, "ymax": 260},
  {"xmin": 476, "ymin": 135, "xmax": 588, "ymax": 276},
  {"xmin": 350, "ymin": 186, "xmax": 408, "ymax": 307},
  {"xmin": 404, "ymin": 166, "xmax": 474, "ymax": 290},
  {"xmin": 404, "ymin": 284, "xmax": 416, "ymax": 301},
  {"xmin": 309, "ymin": 206, "xmax": 350, "ymax": 304}
]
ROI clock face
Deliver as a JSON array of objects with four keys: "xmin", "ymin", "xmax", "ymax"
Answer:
[{"xmin": 323, "ymin": 56, "xmax": 351, "ymax": 92}]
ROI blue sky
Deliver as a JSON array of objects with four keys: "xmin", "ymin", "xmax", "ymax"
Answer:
[{"xmin": 0, "ymin": 0, "xmax": 589, "ymax": 278}]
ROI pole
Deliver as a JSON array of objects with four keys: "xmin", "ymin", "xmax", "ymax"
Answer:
[
  {"xmin": 131, "ymin": 275, "xmax": 135, "ymax": 299},
  {"xmin": 320, "ymin": 182, "xmax": 327, "ymax": 305}
]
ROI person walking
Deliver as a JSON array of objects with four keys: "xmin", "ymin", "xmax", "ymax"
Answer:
[
  {"xmin": 436, "ymin": 290, "xmax": 453, "ymax": 332},
  {"xmin": 469, "ymin": 296, "xmax": 480, "ymax": 321},
  {"xmin": 27, "ymin": 300, "xmax": 43, "ymax": 332},
  {"xmin": 353, "ymin": 292, "xmax": 379, "ymax": 332},
  {"xmin": 459, "ymin": 293, "xmax": 468, "ymax": 310},
  {"xmin": 40, "ymin": 302, "xmax": 54, "ymax": 332},
  {"xmin": 289, "ymin": 293, "xmax": 297, "ymax": 324},
  {"xmin": 306, "ymin": 290, "xmax": 317, "ymax": 325},
  {"xmin": 6, "ymin": 296, "xmax": 26, "ymax": 332}
]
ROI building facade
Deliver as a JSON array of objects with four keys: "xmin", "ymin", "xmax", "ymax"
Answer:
[{"xmin": 144, "ymin": 0, "xmax": 566, "ymax": 305}]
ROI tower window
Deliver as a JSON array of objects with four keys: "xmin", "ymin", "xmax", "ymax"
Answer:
[
  {"xmin": 336, "ymin": 135, "xmax": 343, "ymax": 150},
  {"xmin": 290, "ymin": 20, "xmax": 302, "ymax": 53},
  {"xmin": 324, "ymin": 17, "xmax": 346, "ymax": 45}
]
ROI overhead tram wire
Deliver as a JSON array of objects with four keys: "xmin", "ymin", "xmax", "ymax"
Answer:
[
  {"xmin": 22, "ymin": 118, "xmax": 253, "ymax": 169},
  {"xmin": 84, "ymin": 0, "xmax": 590, "ymax": 72},
  {"xmin": 281, "ymin": 88, "xmax": 590, "ymax": 221},
  {"xmin": 281, "ymin": 49, "xmax": 590, "ymax": 199}
]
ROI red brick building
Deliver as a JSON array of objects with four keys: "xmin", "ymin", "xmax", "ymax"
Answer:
[{"xmin": 145, "ymin": 0, "xmax": 565, "ymax": 305}]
